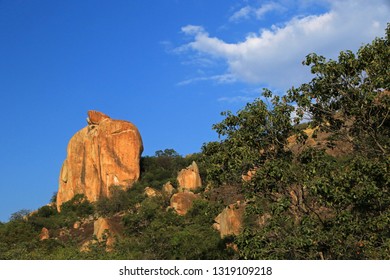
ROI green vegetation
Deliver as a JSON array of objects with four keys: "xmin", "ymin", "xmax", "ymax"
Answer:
[
  {"xmin": 203, "ymin": 23, "xmax": 390, "ymax": 259},
  {"xmin": 0, "ymin": 149, "xmax": 232, "ymax": 260},
  {"xmin": 0, "ymin": 24, "xmax": 388, "ymax": 260},
  {"xmin": 140, "ymin": 149, "xmax": 203, "ymax": 189}
]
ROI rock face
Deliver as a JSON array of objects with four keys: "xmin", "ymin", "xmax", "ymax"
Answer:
[
  {"xmin": 94, "ymin": 218, "xmax": 111, "ymax": 241},
  {"xmin": 162, "ymin": 181, "xmax": 175, "ymax": 197},
  {"xmin": 177, "ymin": 161, "xmax": 202, "ymax": 191},
  {"xmin": 213, "ymin": 202, "xmax": 245, "ymax": 238},
  {"xmin": 170, "ymin": 192, "xmax": 199, "ymax": 216},
  {"xmin": 80, "ymin": 217, "xmax": 115, "ymax": 251},
  {"xmin": 287, "ymin": 127, "xmax": 353, "ymax": 157},
  {"xmin": 144, "ymin": 187, "xmax": 161, "ymax": 198},
  {"xmin": 57, "ymin": 110, "xmax": 143, "ymax": 211},
  {"xmin": 39, "ymin": 227, "xmax": 50, "ymax": 241}
]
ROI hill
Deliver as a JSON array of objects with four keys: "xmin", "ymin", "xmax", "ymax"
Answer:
[{"xmin": 0, "ymin": 24, "xmax": 389, "ymax": 260}]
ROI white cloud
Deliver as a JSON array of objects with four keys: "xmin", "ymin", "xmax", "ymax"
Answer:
[
  {"xmin": 177, "ymin": 74, "xmax": 237, "ymax": 86},
  {"xmin": 229, "ymin": 2, "xmax": 284, "ymax": 22},
  {"xmin": 254, "ymin": 2, "xmax": 284, "ymax": 19},
  {"xmin": 179, "ymin": 0, "xmax": 390, "ymax": 90},
  {"xmin": 230, "ymin": 6, "xmax": 252, "ymax": 22}
]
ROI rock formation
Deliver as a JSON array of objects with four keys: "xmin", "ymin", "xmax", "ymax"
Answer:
[
  {"xmin": 177, "ymin": 161, "xmax": 202, "ymax": 191},
  {"xmin": 39, "ymin": 227, "xmax": 50, "ymax": 241},
  {"xmin": 57, "ymin": 110, "xmax": 143, "ymax": 211},
  {"xmin": 144, "ymin": 187, "xmax": 161, "ymax": 198},
  {"xmin": 162, "ymin": 181, "xmax": 175, "ymax": 197},
  {"xmin": 287, "ymin": 126, "xmax": 353, "ymax": 157},
  {"xmin": 94, "ymin": 217, "xmax": 114, "ymax": 245},
  {"xmin": 213, "ymin": 201, "xmax": 245, "ymax": 238},
  {"xmin": 170, "ymin": 192, "xmax": 199, "ymax": 216}
]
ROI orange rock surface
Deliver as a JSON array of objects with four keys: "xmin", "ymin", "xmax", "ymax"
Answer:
[
  {"xmin": 177, "ymin": 161, "xmax": 202, "ymax": 191},
  {"xmin": 170, "ymin": 191, "xmax": 199, "ymax": 215},
  {"xmin": 144, "ymin": 187, "xmax": 162, "ymax": 198},
  {"xmin": 39, "ymin": 227, "xmax": 50, "ymax": 241},
  {"xmin": 57, "ymin": 111, "xmax": 143, "ymax": 211},
  {"xmin": 213, "ymin": 201, "xmax": 245, "ymax": 237},
  {"xmin": 162, "ymin": 181, "xmax": 175, "ymax": 197}
]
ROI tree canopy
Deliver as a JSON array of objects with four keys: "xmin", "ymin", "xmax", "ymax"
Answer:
[{"xmin": 202, "ymin": 23, "xmax": 390, "ymax": 259}]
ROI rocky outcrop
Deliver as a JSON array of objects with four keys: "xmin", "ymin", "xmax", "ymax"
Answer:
[
  {"xmin": 144, "ymin": 187, "xmax": 161, "ymax": 198},
  {"xmin": 87, "ymin": 111, "xmax": 110, "ymax": 125},
  {"xmin": 287, "ymin": 126, "xmax": 353, "ymax": 157},
  {"xmin": 94, "ymin": 217, "xmax": 116, "ymax": 248},
  {"xmin": 170, "ymin": 192, "xmax": 199, "ymax": 216},
  {"xmin": 57, "ymin": 110, "xmax": 143, "ymax": 211},
  {"xmin": 213, "ymin": 201, "xmax": 245, "ymax": 238},
  {"xmin": 73, "ymin": 221, "xmax": 81, "ymax": 229},
  {"xmin": 242, "ymin": 169, "xmax": 257, "ymax": 182},
  {"xmin": 177, "ymin": 161, "xmax": 202, "ymax": 191},
  {"xmin": 94, "ymin": 218, "xmax": 110, "ymax": 240},
  {"xmin": 39, "ymin": 227, "xmax": 50, "ymax": 241},
  {"xmin": 162, "ymin": 181, "xmax": 175, "ymax": 197}
]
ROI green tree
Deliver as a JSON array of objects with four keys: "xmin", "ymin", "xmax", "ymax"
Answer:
[
  {"xmin": 140, "ymin": 149, "xmax": 200, "ymax": 189},
  {"xmin": 202, "ymin": 92, "xmax": 295, "ymax": 188},
  {"xmin": 288, "ymin": 23, "xmax": 390, "ymax": 157},
  {"xmin": 204, "ymin": 24, "xmax": 390, "ymax": 259},
  {"xmin": 9, "ymin": 209, "xmax": 31, "ymax": 221}
]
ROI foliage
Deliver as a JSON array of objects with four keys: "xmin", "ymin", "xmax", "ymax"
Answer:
[
  {"xmin": 288, "ymin": 23, "xmax": 390, "ymax": 157},
  {"xmin": 9, "ymin": 209, "xmax": 31, "ymax": 221},
  {"xmin": 60, "ymin": 194, "xmax": 94, "ymax": 217},
  {"xmin": 1, "ymin": 26, "xmax": 389, "ymax": 260},
  {"xmin": 203, "ymin": 24, "xmax": 390, "ymax": 259},
  {"xmin": 95, "ymin": 184, "xmax": 145, "ymax": 216},
  {"xmin": 120, "ymin": 197, "xmax": 233, "ymax": 259},
  {"xmin": 202, "ymin": 93, "xmax": 295, "ymax": 187},
  {"xmin": 140, "ymin": 149, "xmax": 200, "ymax": 189}
]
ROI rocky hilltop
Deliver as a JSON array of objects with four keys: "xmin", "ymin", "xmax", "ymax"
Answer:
[{"xmin": 56, "ymin": 111, "xmax": 143, "ymax": 211}]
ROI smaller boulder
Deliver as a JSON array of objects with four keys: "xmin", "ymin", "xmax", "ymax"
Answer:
[
  {"xmin": 213, "ymin": 201, "xmax": 245, "ymax": 238},
  {"xmin": 170, "ymin": 192, "xmax": 199, "ymax": 215},
  {"xmin": 144, "ymin": 187, "xmax": 161, "ymax": 198},
  {"xmin": 39, "ymin": 227, "xmax": 50, "ymax": 241},
  {"xmin": 73, "ymin": 221, "xmax": 81, "ymax": 229},
  {"xmin": 162, "ymin": 181, "xmax": 175, "ymax": 197},
  {"xmin": 94, "ymin": 217, "xmax": 115, "ymax": 248},
  {"xmin": 242, "ymin": 169, "xmax": 256, "ymax": 182},
  {"xmin": 94, "ymin": 217, "xmax": 110, "ymax": 241}
]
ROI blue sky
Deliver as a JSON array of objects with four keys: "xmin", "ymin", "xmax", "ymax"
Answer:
[{"xmin": 0, "ymin": 0, "xmax": 388, "ymax": 222}]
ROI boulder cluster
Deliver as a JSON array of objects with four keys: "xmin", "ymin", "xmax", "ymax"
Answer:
[{"xmin": 55, "ymin": 111, "xmax": 246, "ymax": 248}]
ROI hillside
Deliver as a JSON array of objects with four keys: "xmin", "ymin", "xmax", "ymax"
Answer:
[{"xmin": 0, "ymin": 24, "xmax": 389, "ymax": 260}]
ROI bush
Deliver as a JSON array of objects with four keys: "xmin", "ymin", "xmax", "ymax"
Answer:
[{"xmin": 60, "ymin": 194, "xmax": 94, "ymax": 217}]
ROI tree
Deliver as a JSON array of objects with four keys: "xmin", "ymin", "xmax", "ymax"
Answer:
[
  {"xmin": 140, "ymin": 149, "xmax": 199, "ymax": 189},
  {"xmin": 154, "ymin": 149, "xmax": 180, "ymax": 158},
  {"xmin": 9, "ymin": 209, "xmax": 31, "ymax": 221},
  {"xmin": 203, "ymin": 24, "xmax": 390, "ymax": 259},
  {"xmin": 288, "ymin": 23, "xmax": 390, "ymax": 157},
  {"xmin": 202, "ymin": 92, "xmax": 295, "ymax": 189}
]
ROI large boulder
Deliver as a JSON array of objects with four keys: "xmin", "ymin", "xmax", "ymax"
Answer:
[
  {"xmin": 170, "ymin": 191, "xmax": 199, "ymax": 216},
  {"xmin": 213, "ymin": 201, "xmax": 245, "ymax": 238},
  {"xmin": 177, "ymin": 161, "xmax": 202, "ymax": 191},
  {"xmin": 57, "ymin": 110, "xmax": 143, "ymax": 211}
]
